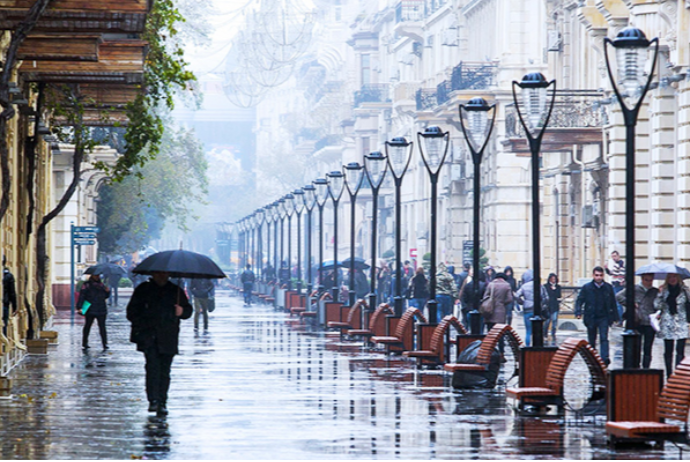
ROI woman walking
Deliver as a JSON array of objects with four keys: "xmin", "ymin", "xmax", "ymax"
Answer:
[
  {"xmin": 408, "ymin": 267, "xmax": 429, "ymax": 310},
  {"xmin": 543, "ymin": 273, "xmax": 562, "ymax": 343},
  {"xmin": 654, "ymin": 273, "xmax": 690, "ymax": 377},
  {"xmin": 78, "ymin": 274, "xmax": 111, "ymax": 350}
]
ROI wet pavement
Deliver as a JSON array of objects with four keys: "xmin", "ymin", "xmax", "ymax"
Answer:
[{"xmin": 0, "ymin": 291, "xmax": 686, "ymax": 459}]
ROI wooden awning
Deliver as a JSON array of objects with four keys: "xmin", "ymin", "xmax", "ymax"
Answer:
[
  {"xmin": 48, "ymin": 83, "xmax": 141, "ymax": 109},
  {"xmin": 18, "ymin": 39, "xmax": 146, "ymax": 84},
  {"xmin": 0, "ymin": 0, "xmax": 151, "ymax": 33},
  {"xmin": 52, "ymin": 108, "xmax": 130, "ymax": 127},
  {"xmin": 18, "ymin": 34, "xmax": 102, "ymax": 61}
]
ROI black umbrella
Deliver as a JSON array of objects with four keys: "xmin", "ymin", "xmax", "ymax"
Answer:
[
  {"xmin": 132, "ymin": 250, "xmax": 226, "ymax": 279},
  {"xmin": 84, "ymin": 263, "xmax": 127, "ymax": 277},
  {"xmin": 342, "ymin": 257, "xmax": 370, "ymax": 270}
]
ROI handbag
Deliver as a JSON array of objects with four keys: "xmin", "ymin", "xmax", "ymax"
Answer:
[
  {"xmin": 80, "ymin": 300, "xmax": 91, "ymax": 316},
  {"xmin": 208, "ymin": 297, "xmax": 216, "ymax": 313},
  {"xmin": 479, "ymin": 286, "xmax": 495, "ymax": 317}
]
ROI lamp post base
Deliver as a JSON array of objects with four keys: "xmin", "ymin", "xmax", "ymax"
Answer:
[
  {"xmin": 468, "ymin": 310, "xmax": 481, "ymax": 335},
  {"xmin": 393, "ymin": 296, "xmax": 404, "ymax": 317},
  {"xmin": 348, "ymin": 290, "xmax": 356, "ymax": 308},
  {"xmin": 530, "ymin": 316, "xmax": 545, "ymax": 348},
  {"xmin": 331, "ymin": 287, "xmax": 339, "ymax": 303},
  {"xmin": 427, "ymin": 300, "xmax": 438, "ymax": 325},
  {"xmin": 622, "ymin": 329, "xmax": 642, "ymax": 369}
]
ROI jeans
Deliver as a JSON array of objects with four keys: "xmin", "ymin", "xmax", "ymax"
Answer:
[
  {"xmin": 194, "ymin": 297, "xmax": 210, "ymax": 330},
  {"xmin": 410, "ymin": 298, "xmax": 427, "ymax": 310},
  {"xmin": 587, "ymin": 317, "xmax": 610, "ymax": 363},
  {"xmin": 523, "ymin": 311, "xmax": 534, "ymax": 347},
  {"xmin": 543, "ymin": 310, "xmax": 559, "ymax": 339},
  {"xmin": 664, "ymin": 339, "xmax": 686, "ymax": 377},
  {"xmin": 82, "ymin": 313, "xmax": 107, "ymax": 348},
  {"xmin": 144, "ymin": 348, "xmax": 175, "ymax": 405},
  {"xmin": 636, "ymin": 325, "xmax": 656, "ymax": 369},
  {"xmin": 243, "ymin": 283, "xmax": 253, "ymax": 304},
  {"xmin": 613, "ymin": 284, "xmax": 624, "ymax": 321},
  {"xmin": 437, "ymin": 294, "xmax": 453, "ymax": 323}
]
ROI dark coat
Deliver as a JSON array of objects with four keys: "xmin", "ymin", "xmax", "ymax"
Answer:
[
  {"xmin": 408, "ymin": 273, "xmax": 429, "ymax": 299},
  {"xmin": 3, "ymin": 268, "xmax": 16, "ymax": 311},
  {"xmin": 544, "ymin": 274, "xmax": 562, "ymax": 315},
  {"xmin": 354, "ymin": 270, "xmax": 369, "ymax": 299},
  {"xmin": 126, "ymin": 280, "xmax": 193, "ymax": 355},
  {"xmin": 575, "ymin": 280, "xmax": 619, "ymax": 328},
  {"xmin": 77, "ymin": 280, "xmax": 110, "ymax": 316},
  {"xmin": 190, "ymin": 278, "xmax": 215, "ymax": 299},
  {"xmin": 461, "ymin": 279, "xmax": 487, "ymax": 313}
]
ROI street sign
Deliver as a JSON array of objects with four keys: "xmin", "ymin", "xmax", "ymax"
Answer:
[
  {"xmin": 409, "ymin": 248, "xmax": 417, "ymax": 258},
  {"xmin": 73, "ymin": 238, "xmax": 96, "ymax": 245},
  {"xmin": 73, "ymin": 232, "xmax": 97, "ymax": 238},
  {"xmin": 74, "ymin": 226, "xmax": 99, "ymax": 233}
]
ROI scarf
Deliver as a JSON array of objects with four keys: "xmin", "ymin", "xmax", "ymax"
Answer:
[{"xmin": 667, "ymin": 283, "xmax": 681, "ymax": 315}]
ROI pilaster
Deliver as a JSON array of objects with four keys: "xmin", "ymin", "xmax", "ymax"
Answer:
[{"xmin": 677, "ymin": 79, "xmax": 690, "ymax": 262}]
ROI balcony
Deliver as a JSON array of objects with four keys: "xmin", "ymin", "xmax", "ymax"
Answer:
[
  {"xmin": 450, "ymin": 61, "xmax": 497, "ymax": 91},
  {"xmin": 354, "ymin": 84, "xmax": 390, "ymax": 107},
  {"xmin": 395, "ymin": 0, "xmax": 424, "ymax": 22},
  {"xmin": 415, "ymin": 88, "xmax": 436, "ymax": 111}
]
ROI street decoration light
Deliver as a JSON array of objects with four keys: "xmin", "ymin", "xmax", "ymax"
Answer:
[
  {"xmin": 417, "ymin": 126, "xmax": 450, "ymax": 324},
  {"xmin": 512, "ymin": 72, "xmax": 557, "ymax": 348},
  {"xmin": 364, "ymin": 151, "xmax": 388, "ymax": 315},
  {"xmin": 282, "ymin": 193, "xmax": 295, "ymax": 289},
  {"xmin": 255, "ymin": 208, "xmax": 266, "ymax": 280},
  {"xmin": 327, "ymin": 171, "xmax": 345, "ymax": 301},
  {"xmin": 271, "ymin": 202, "xmax": 280, "ymax": 283},
  {"xmin": 604, "ymin": 27, "xmax": 659, "ymax": 368},
  {"xmin": 385, "ymin": 137, "xmax": 413, "ymax": 317},
  {"xmin": 458, "ymin": 97, "xmax": 496, "ymax": 334},
  {"xmin": 277, "ymin": 197, "xmax": 286, "ymax": 286},
  {"xmin": 314, "ymin": 177, "xmax": 330, "ymax": 292},
  {"xmin": 292, "ymin": 189, "xmax": 305, "ymax": 293},
  {"xmin": 343, "ymin": 162, "xmax": 365, "ymax": 307},
  {"xmin": 302, "ymin": 184, "xmax": 317, "ymax": 296},
  {"xmin": 264, "ymin": 204, "xmax": 273, "ymax": 282}
]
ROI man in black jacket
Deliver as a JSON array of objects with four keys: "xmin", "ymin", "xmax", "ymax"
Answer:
[
  {"xmin": 575, "ymin": 266, "xmax": 619, "ymax": 366},
  {"xmin": 127, "ymin": 271, "xmax": 193, "ymax": 416},
  {"xmin": 2, "ymin": 262, "xmax": 17, "ymax": 336}
]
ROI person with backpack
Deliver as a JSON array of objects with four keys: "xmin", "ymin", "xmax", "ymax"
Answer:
[
  {"xmin": 240, "ymin": 264, "xmax": 255, "ymax": 305},
  {"xmin": 190, "ymin": 278, "xmax": 215, "ymax": 332}
]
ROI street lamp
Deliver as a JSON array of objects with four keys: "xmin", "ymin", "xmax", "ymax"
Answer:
[
  {"xmin": 512, "ymin": 72, "xmax": 557, "ymax": 348},
  {"xmin": 271, "ymin": 202, "xmax": 280, "ymax": 284},
  {"xmin": 314, "ymin": 177, "xmax": 330, "ymax": 293},
  {"xmin": 263, "ymin": 205, "xmax": 273, "ymax": 282},
  {"xmin": 249, "ymin": 212, "xmax": 257, "ymax": 273},
  {"xmin": 293, "ymin": 189, "xmax": 305, "ymax": 293},
  {"xmin": 385, "ymin": 137, "xmax": 413, "ymax": 317},
  {"xmin": 604, "ymin": 27, "xmax": 659, "ymax": 369},
  {"xmin": 255, "ymin": 208, "xmax": 265, "ymax": 280},
  {"xmin": 277, "ymin": 197, "xmax": 286, "ymax": 286},
  {"xmin": 459, "ymin": 97, "xmax": 496, "ymax": 334},
  {"xmin": 343, "ymin": 162, "xmax": 365, "ymax": 307},
  {"xmin": 237, "ymin": 219, "xmax": 246, "ymax": 269},
  {"xmin": 418, "ymin": 126, "xmax": 450, "ymax": 324},
  {"xmin": 364, "ymin": 151, "xmax": 388, "ymax": 315},
  {"xmin": 282, "ymin": 193, "xmax": 295, "ymax": 290},
  {"xmin": 302, "ymin": 184, "xmax": 317, "ymax": 296},
  {"xmin": 327, "ymin": 171, "xmax": 345, "ymax": 301}
]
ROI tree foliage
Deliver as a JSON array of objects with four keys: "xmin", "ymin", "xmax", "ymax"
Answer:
[{"xmin": 97, "ymin": 123, "xmax": 208, "ymax": 255}]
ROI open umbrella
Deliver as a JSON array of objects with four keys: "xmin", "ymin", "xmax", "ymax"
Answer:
[
  {"xmin": 312, "ymin": 260, "xmax": 343, "ymax": 272},
  {"xmin": 635, "ymin": 262, "xmax": 690, "ymax": 280},
  {"xmin": 342, "ymin": 257, "xmax": 370, "ymax": 270},
  {"xmin": 84, "ymin": 263, "xmax": 127, "ymax": 277},
  {"xmin": 133, "ymin": 250, "xmax": 226, "ymax": 279}
]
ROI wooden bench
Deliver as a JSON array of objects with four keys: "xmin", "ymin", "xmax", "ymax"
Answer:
[
  {"xmin": 403, "ymin": 315, "xmax": 467, "ymax": 366},
  {"xmin": 505, "ymin": 338, "xmax": 607, "ymax": 412},
  {"xmin": 298, "ymin": 290, "xmax": 321, "ymax": 319},
  {"xmin": 444, "ymin": 324, "xmax": 524, "ymax": 374},
  {"xmin": 347, "ymin": 303, "xmax": 393, "ymax": 339},
  {"xmin": 606, "ymin": 358, "xmax": 690, "ymax": 446},
  {"xmin": 326, "ymin": 300, "xmax": 366, "ymax": 332},
  {"xmin": 371, "ymin": 307, "xmax": 427, "ymax": 353}
]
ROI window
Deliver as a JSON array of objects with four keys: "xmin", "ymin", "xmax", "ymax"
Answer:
[
  {"xmin": 362, "ymin": 136, "xmax": 370, "ymax": 156},
  {"xmin": 361, "ymin": 54, "xmax": 371, "ymax": 85}
]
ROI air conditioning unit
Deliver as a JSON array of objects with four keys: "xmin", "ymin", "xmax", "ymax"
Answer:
[{"xmin": 442, "ymin": 28, "xmax": 458, "ymax": 46}]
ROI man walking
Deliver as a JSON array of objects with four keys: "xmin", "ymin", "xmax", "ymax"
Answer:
[
  {"xmin": 127, "ymin": 271, "xmax": 192, "ymax": 416},
  {"xmin": 2, "ymin": 259, "xmax": 17, "ymax": 337},
  {"xmin": 241, "ymin": 264, "xmax": 256, "ymax": 305},
  {"xmin": 190, "ymin": 278, "xmax": 215, "ymax": 332},
  {"xmin": 575, "ymin": 266, "xmax": 619, "ymax": 366}
]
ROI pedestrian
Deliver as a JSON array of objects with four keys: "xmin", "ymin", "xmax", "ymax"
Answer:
[
  {"xmin": 654, "ymin": 273, "xmax": 689, "ymax": 377},
  {"xmin": 515, "ymin": 271, "xmax": 549, "ymax": 347},
  {"xmin": 460, "ymin": 268, "xmax": 487, "ymax": 329},
  {"xmin": 278, "ymin": 261, "xmax": 290, "ymax": 286},
  {"xmin": 483, "ymin": 272, "xmax": 514, "ymax": 332},
  {"xmin": 78, "ymin": 274, "xmax": 111, "ymax": 350},
  {"xmin": 408, "ymin": 266, "xmax": 429, "ymax": 310},
  {"xmin": 190, "ymin": 278, "xmax": 215, "ymax": 332},
  {"xmin": 435, "ymin": 263, "xmax": 457, "ymax": 323},
  {"xmin": 377, "ymin": 263, "xmax": 392, "ymax": 305},
  {"xmin": 354, "ymin": 268, "xmax": 369, "ymax": 301},
  {"xmin": 264, "ymin": 263, "xmax": 275, "ymax": 283},
  {"xmin": 503, "ymin": 266, "xmax": 517, "ymax": 326},
  {"xmin": 606, "ymin": 250, "xmax": 626, "ymax": 323},
  {"xmin": 2, "ymin": 259, "xmax": 17, "ymax": 337},
  {"xmin": 543, "ymin": 273, "xmax": 562, "ymax": 343},
  {"xmin": 107, "ymin": 271, "xmax": 122, "ymax": 307},
  {"xmin": 457, "ymin": 263, "xmax": 470, "ymax": 290},
  {"xmin": 484, "ymin": 266, "xmax": 496, "ymax": 282},
  {"xmin": 574, "ymin": 266, "xmax": 618, "ymax": 366},
  {"xmin": 616, "ymin": 273, "xmax": 658, "ymax": 369},
  {"xmin": 126, "ymin": 271, "xmax": 193, "ymax": 416},
  {"xmin": 240, "ymin": 264, "xmax": 256, "ymax": 305}
]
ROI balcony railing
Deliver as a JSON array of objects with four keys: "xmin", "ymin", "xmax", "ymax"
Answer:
[
  {"xmin": 415, "ymin": 88, "xmax": 436, "ymax": 111},
  {"xmin": 395, "ymin": 0, "xmax": 424, "ymax": 22},
  {"xmin": 505, "ymin": 89, "xmax": 606, "ymax": 138},
  {"xmin": 354, "ymin": 84, "xmax": 390, "ymax": 107},
  {"xmin": 450, "ymin": 61, "xmax": 497, "ymax": 91}
]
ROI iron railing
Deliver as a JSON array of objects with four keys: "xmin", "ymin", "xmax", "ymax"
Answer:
[
  {"xmin": 450, "ymin": 61, "xmax": 497, "ymax": 91},
  {"xmin": 354, "ymin": 84, "xmax": 390, "ymax": 107},
  {"xmin": 415, "ymin": 88, "xmax": 436, "ymax": 111}
]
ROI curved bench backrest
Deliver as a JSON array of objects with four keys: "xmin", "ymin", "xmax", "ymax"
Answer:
[
  {"xmin": 369, "ymin": 303, "xmax": 393, "ymax": 331},
  {"xmin": 657, "ymin": 358, "xmax": 690, "ymax": 423},
  {"xmin": 346, "ymin": 300, "xmax": 368, "ymax": 325},
  {"xmin": 429, "ymin": 315, "xmax": 467, "ymax": 353},
  {"xmin": 476, "ymin": 324, "xmax": 524, "ymax": 365},
  {"xmin": 544, "ymin": 338, "xmax": 607, "ymax": 394},
  {"xmin": 394, "ymin": 308, "xmax": 426, "ymax": 339}
]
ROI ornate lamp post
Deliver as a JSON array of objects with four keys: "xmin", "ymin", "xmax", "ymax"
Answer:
[
  {"xmin": 282, "ymin": 193, "xmax": 295, "ymax": 289},
  {"xmin": 302, "ymin": 184, "xmax": 317, "ymax": 296},
  {"xmin": 292, "ymin": 189, "xmax": 305, "ymax": 293},
  {"xmin": 459, "ymin": 97, "xmax": 496, "ymax": 334},
  {"xmin": 264, "ymin": 205, "xmax": 273, "ymax": 281},
  {"xmin": 255, "ymin": 208, "xmax": 265, "ymax": 280},
  {"xmin": 249, "ymin": 212, "xmax": 257, "ymax": 273},
  {"xmin": 277, "ymin": 197, "xmax": 286, "ymax": 286},
  {"xmin": 385, "ymin": 137, "xmax": 413, "ymax": 317},
  {"xmin": 327, "ymin": 171, "xmax": 345, "ymax": 301},
  {"xmin": 343, "ymin": 162, "xmax": 365, "ymax": 307},
  {"xmin": 364, "ymin": 151, "xmax": 388, "ymax": 314},
  {"xmin": 604, "ymin": 27, "xmax": 659, "ymax": 368},
  {"xmin": 418, "ymin": 126, "xmax": 450, "ymax": 325},
  {"xmin": 512, "ymin": 72, "xmax": 557, "ymax": 348},
  {"xmin": 271, "ymin": 202, "xmax": 279, "ymax": 282},
  {"xmin": 314, "ymin": 178, "xmax": 330, "ymax": 292}
]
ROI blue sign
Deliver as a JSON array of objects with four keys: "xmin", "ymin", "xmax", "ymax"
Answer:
[
  {"xmin": 73, "ymin": 238, "xmax": 96, "ymax": 245},
  {"xmin": 74, "ymin": 226, "xmax": 100, "ymax": 233}
]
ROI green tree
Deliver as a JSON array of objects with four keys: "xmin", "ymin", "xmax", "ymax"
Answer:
[{"xmin": 97, "ymin": 123, "xmax": 208, "ymax": 255}]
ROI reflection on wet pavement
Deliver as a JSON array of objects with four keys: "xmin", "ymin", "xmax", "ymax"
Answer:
[{"xmin": 0, "ymin": 292, "xmax": 684, "ymax": 459}]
